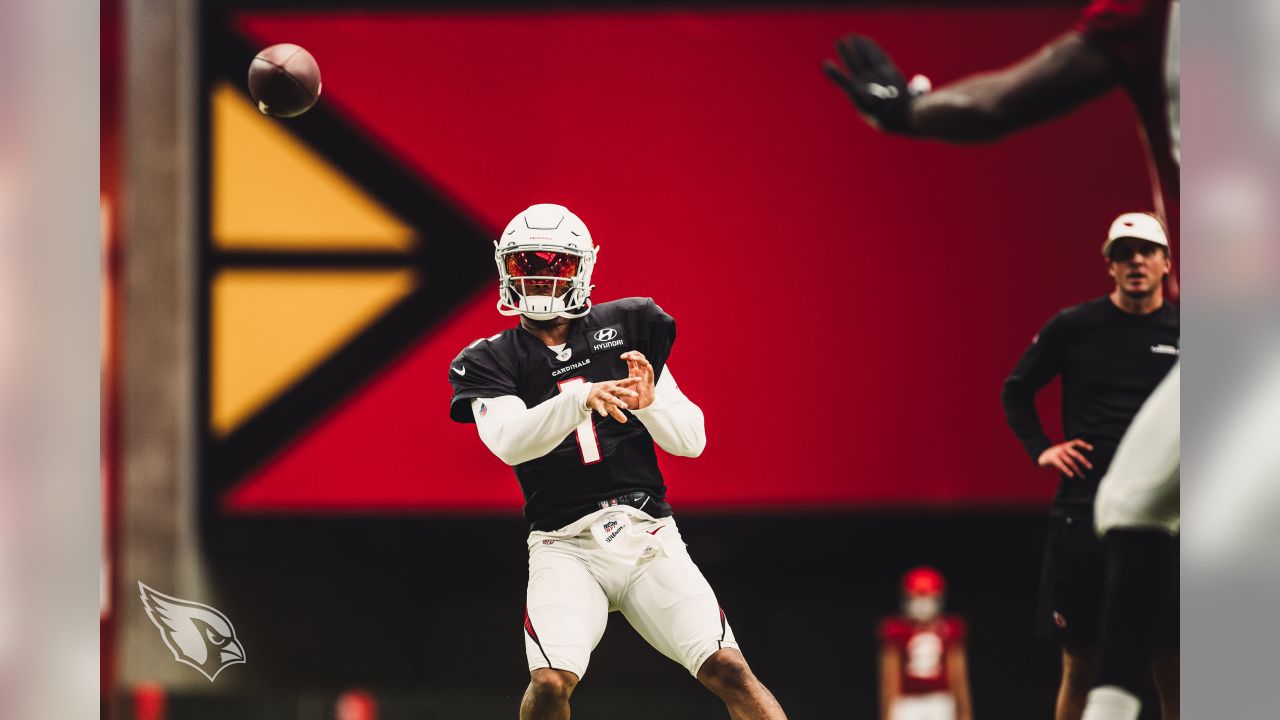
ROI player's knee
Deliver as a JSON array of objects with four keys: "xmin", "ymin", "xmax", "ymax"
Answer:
[
  {"xmin": 529, "ymin": 669, "xmax": 578, "ymax": 704},
  {"xmin": 697, "ymin": 650, "xmax": 754, "ymax": 695}
]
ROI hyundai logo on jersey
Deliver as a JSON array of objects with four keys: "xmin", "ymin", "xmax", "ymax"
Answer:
[{"xmin": 590, "ymin": 324, "xmax": 626, "ymax": 353}]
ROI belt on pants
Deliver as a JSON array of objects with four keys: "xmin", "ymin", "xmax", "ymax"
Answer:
[{"xmin": 537, "ymin": 491, "xmax": 672, "ymax": 533}]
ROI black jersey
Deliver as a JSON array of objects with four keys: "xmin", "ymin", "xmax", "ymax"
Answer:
[
  {"xmin": 448, "ymin": 297, "xmax": 677, "ymax": 531},
  {"xmin": 1001, "ymin": 296, "xmax": 1179, "ymax": 516}
]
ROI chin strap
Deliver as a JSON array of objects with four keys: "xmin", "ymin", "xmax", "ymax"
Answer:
[{"xmin": 554, "ymin": 300, "xmax": 592, "ymax": 319}]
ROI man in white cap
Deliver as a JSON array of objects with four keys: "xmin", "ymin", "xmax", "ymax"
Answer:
[{"xmin": 1000, "ymin": 212, "xmax": 1179, "ymax": 720}]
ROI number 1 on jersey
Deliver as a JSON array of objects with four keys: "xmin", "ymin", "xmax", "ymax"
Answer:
[{"xmin": 557, "ymin": 377, "xmax": 601, "ymax": 464}]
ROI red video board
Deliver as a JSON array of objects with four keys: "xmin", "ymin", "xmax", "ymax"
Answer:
[{"xmin": 205, "ymin": 7, "xmax": 1151, "ymax": 514}]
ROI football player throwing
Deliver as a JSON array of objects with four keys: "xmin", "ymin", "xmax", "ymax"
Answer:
[{"xmin": 448, "ymin": 204, "xmax": 789, "ymax": 720}]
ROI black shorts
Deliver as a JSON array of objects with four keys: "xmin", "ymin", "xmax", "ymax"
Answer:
[{"xmin": 1036, "ymin": 514, "xmax": 1179, "ymax": 650}]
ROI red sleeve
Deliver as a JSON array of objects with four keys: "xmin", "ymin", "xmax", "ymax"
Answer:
[
  {"xmin": 942, "ymin": 616, "xmax": 968, "ymax": 642},
  {"xmin": 879, "ymin": 617, "xmax": 910, "ymax": 643},
  {"xmin": 1073, "ymin": 0, "xmax": 1165, "ymax": 75}
]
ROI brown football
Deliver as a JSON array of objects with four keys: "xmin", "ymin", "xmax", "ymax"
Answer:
[{"xmin": 247, "ymin": 43, "xmax": 322, "ymax": 118}]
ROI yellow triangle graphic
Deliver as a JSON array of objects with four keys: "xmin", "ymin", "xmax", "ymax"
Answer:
[
  {"xmin": 211, "ymin": 83, "xmax": 415, "ymax": 251},
  {"xmin": 211, "ymin": 269, "xmax": 415, "ymax": 435}
]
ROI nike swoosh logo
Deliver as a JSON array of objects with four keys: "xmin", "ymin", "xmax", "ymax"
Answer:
[
  {"xmin": 452, "ymin": 366, "xmax": 466, "ymax": 376},
  {"xmin": 646, "ymin": 526, "xmax": 666, "ymax": 536}
]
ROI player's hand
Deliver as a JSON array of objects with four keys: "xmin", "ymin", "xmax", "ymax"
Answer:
[
  {"xmin": 822, "ymin": 34, "xmax": 921, "ymax": 134},
  {"xmin": 585, "ymin": 377, "xmax": 640, "ymax": 423},
  {"xmin": 620, "ymin": 350, "xmax": 655, "ymax": 410},
  {"xmin": 1037, "ymin": 439, "xmax": 1094, "ymax": 478}
]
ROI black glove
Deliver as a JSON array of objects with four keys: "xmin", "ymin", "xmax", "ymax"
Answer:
[{"xmin": 823, "ymin": 34, "xmax": 920, "ymax": 134}]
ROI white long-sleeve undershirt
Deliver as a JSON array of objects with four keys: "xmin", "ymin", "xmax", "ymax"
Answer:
[
  {"xmin": 471, "ymin": 367, "xmax": 706, "ymax": 466},
  {"xmin": 628, "ymin": 369, "xmax": 706, "ymax": 458}
]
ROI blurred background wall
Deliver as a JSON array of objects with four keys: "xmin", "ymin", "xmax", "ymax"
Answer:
[{"xmin": 107, "ymin": 1, "xmax": 1162, "ymax": 717}]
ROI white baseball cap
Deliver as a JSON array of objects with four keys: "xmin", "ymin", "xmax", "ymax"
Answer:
[{"xmin": 1102, "ymin": 212, "xmax": 1170, "ymax": 258}]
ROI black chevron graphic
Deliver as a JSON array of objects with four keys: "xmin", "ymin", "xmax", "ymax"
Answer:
[{"xmin": 197, "ymin": 18, "xmax": 495, "ymax": 521}]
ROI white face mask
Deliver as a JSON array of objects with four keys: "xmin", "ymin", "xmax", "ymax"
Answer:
[
  {"xmin": 904, "ymin": 595, "xmax": 942, "ymax": 622},
  {"xmin": 497, "ymin": 254, "xmax": 595, "ymax": 321},
  {"xmin": 517, "ymin": 288, "xmax": 568, "ymax": 321}
]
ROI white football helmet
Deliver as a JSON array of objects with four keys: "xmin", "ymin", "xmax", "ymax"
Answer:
[{"xmin": 495, "ymin": 203, "xmax": 598, "ymax": 320}]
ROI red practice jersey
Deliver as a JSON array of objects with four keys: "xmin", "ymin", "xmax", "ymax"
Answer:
[
  {"xmin": 1076, "ymin": 0, "xmax": 1181, "ymax": 250},
  {"xmin": 879, "ymin": 615, "xmax": 967, "ymax": 695}
]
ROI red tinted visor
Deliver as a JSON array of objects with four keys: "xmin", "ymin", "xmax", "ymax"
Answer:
[{"xmin": 505, "ymin": 250, "xmax": 580, "ymax": 278}]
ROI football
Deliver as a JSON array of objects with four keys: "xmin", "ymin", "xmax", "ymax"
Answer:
[{"xmin": 247, "ymin": 43, "xmax": 322, "ymax": 118}]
